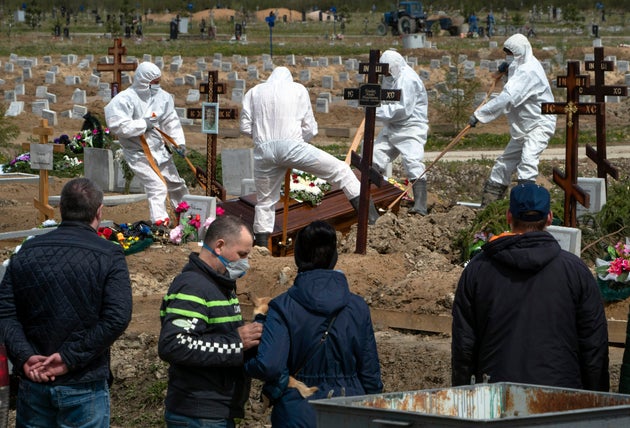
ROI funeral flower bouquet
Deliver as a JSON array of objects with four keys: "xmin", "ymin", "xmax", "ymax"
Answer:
[
  {"xmin": 595, "ymin": 238, "xmax": 630, "ymax": 283},
  {"xmin": 169, "ymin": 202, "xmax": 225, "ymax": 244},
  {"xmin": 286, "ymin": 170, "xmax": 331, "ymax": 206}
]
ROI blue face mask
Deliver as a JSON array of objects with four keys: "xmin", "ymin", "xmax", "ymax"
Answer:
[{"xmin": 203, "ymin": 243, "xmax": 250, "ymax": 279}]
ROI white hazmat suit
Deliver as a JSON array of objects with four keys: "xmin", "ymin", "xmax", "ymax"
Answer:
[
  {"xmin": 240, "ymin": 67, "xmax": 362, "ymax": 242},
  {"xmin": 474, "ymin": 34, "xmax": 556, "ymax": 201},
  {"xmin": 374, "ymin": 49, "xmax": 429, "ymax": 214},
  {"xmin": 104, "ymin": 62, "xmax": 188, "ymax": 224}
]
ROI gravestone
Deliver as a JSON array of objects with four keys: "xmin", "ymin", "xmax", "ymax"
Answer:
[
  {"xmin": 315, "ymin": 98, "xmax": 329, "ymax": 113},
  {"xmin": 184, "ymin": 74, "xmax": 197, "ymax": 86},
  {"xmin": 285, "ymin": 54, "xmax": 296, "ymax": 66},
  {"xmin": 299, "ymin": 69, "xmax": 311, "ymax": 83},
  {"xmin": 322, "ymin": 75, "xmax": 334, "ymax": 89},
  {"xmin": 36, "ymin": 86, "xmax": 48, "ymax": 98},
  {"xmin": 181, "ymin": 195, "xmax": 217, "ymax": 241},
  {"xmin": 88, "ymin": 74, "xmax": 100, "ymax": 87},
  {"xmin": 32, "ymin": 100, "xmax": 49, "ymax": 116},
  {"xmin": 339, "ymin": 72, "xmax": 349, "ymax": 82},
  {"xmin": 4, "ymin": 63, "xmax": 14, "ymax": 72},
  {"xmin": 5, "ymin": 101, "xmax": 24, "ymax": 116},
  {"xmin": 221, "ymin": 62, "xmax": 232, "ymax": 72},
  {"xmin": 231, "ymin": 89, "xmax": 244, "ymax": 104},
  {"xmin": 22, "ymin": 67, "xmax": 32, "ymax": 79},
  {"xmin": 4, "ymin": 91, "xmax": 16, "ymax": 102},
  {"xmin": 220, "ymin": 148, "xmax": 254, "ymax": 196},
  {"xmin": 576, "ymin": 177, "xmax": 606, "ymax": 216},
  {"xmin": 41, "ymin": 109, "xmax": 57, "ymax": 126},
  {"xmin": 247, "ymin": 66, "xmax": 259, "ymax": 80},
  {"xmin": 84, "ymin": 148, "xmax": 115, "ymax": 191},
  {"xmin": 71, "ymin": 88, "xmax": 87, "ymax": 104},
  {"xmin": 186, "ymin": 89, "xmax": 201, "ymax": 103},
  {"xmin": 547, "ymin": 225, "xmax": 582, "ymax": 257},
  {"xmin": 15, "ymin": 84, "xmax": 25, "ymax": 95}
]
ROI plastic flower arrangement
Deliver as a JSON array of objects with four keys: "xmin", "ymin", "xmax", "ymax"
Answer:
[
  {"xmin": 2, "ymin": 153, "xmax": 32, "ymax": 174},
  {"xmin": 169, "ymin": 202, "xmax": 226, "ymax": 244},
  {"xmin": 286, "ymin": 170, "xmax": 331, "ymax": 206},
  {"xmin": 595, "ymin": 238, "xmax": 630, "ymax": 283},
  {"xmin": 67, "ymin": 130, "xmax": 96, "ymax": 153}
]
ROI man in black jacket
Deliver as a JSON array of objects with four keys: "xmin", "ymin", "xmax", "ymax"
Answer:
[
  {"xmin": 158, "ymin": 215, "xmax": 262, "ymax": 427},
  {"xmin": 0, "ymin": 177, "xmax": 132, "ymax": 426},
  {"xmin": 452, "ymin": 182, "xmax": 609, "ymax": 391}
]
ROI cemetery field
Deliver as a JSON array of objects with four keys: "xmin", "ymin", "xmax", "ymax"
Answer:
[{"xmin": 1, "ymin": 12, "xmax": 630, "ymax": 426}]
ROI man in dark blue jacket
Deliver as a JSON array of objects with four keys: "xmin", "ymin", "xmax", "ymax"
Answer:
[
  {"xmin": 0, "ymin": 177, "xmax": 132, "ymax": 426},
  {"xmin": 452, "ymin": 182, "xmax": 609, "ymax": 391}
]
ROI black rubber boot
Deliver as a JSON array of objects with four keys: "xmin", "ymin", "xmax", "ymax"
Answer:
[
  {"xmin": 480, "ymin": 180, "xmax": 508, "ymax": 207},
  {"xmin": 409, "ymin": 179, "xmax": 428, "ymax": 215},
  {"xmin": 350, "ymin": 197, "xmax": 380, "ymax": 225},
  {"xmin": 254, "ymin": 233, "xmax": 270, "ymax": 248}
]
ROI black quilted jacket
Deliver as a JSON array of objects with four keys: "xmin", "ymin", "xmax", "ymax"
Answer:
[{"xmin": 0, "ymin": 221, "xmax": 132, "ymax": 385}]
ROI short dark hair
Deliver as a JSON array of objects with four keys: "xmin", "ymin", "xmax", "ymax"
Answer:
[
  {"xmin": 203, "ymin": 215, "xmax": 252, "ymax": 246},
  {"xmin": 512, "ymin": 216, "xmax": 548, "ymax": 232},
  {"xmin": 59, "ymin": 178, "xmax": 103, "ymax": 223},
  {"xmin": 294, "ymin": 221, "xmax": 338, "ymax": 272}
]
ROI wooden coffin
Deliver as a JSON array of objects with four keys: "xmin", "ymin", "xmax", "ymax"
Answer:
[{"xmin": 219, "ymin": 182, "xmax": 403, "ymax": 256}]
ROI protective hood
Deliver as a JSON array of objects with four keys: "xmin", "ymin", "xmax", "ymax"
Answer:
[
  {"xmin": 503, "ymin": 33, "xmax": 532, "ymax": 67},
  {"xmin": 266, "ymin": 66, "xmax": 293, "ymax": 84},
  {"xmin": 379, "ymin": 49, "xmax": 406, "ymax": 79},
  {"xmin": 131, "ymin": 62, "xmax": 161, "ymax": 96},
  {"xmin": 481, "ymin": 231, "xmax": 561, "ymax": 272}
]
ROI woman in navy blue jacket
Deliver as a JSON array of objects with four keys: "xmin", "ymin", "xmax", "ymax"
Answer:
[{"xmin": 245, "ymin": 220, "xmax": 383, "ymax": 427}]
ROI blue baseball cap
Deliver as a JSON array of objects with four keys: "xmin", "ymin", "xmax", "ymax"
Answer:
[{"xmin": 509, "ymin": 182, "xmax": 550, "ymax": 221}]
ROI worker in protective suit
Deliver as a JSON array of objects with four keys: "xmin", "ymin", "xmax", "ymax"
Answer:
[
  {"xmin": 240, "ymin": 66, "xmax": 378, "ymax": 248},
  {"xmin": 469, "ymin": 33, "xmax": 556, "ymax": 206},
  {"xmin": 374, "ymin": 49, "xmax": 430, "ymax": 215},
  {"xmin": 104, "ymin": 61, "xmax": 189, "ymax": 226}
]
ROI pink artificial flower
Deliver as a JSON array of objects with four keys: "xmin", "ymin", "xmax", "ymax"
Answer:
[
  {"xmin": 608, "ymin": 258, "xmax": 625, "ymax": 276},
  {"xmin": 176, "ymin": 201, "xmax": 190, "ymax": 213},
  {"xmin": 189, "ymin": 214, "xmax": 201, "ymax": 229},
  {"xmin": 216, "ymin": 206, "xmax": 225, "ymax": 216},
  {"xmin": 203, "ymin": 217, "xmax": 215, "ymax": 229},
  {"xmin": 169, "ymin": 225, "xmax": 185, "ymax": 244}
]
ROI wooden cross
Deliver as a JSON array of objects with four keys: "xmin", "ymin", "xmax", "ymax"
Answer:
[
  {"xmin": 22, "ymin": 119, "xmax": 64, "ymax": 222},
  {"xmin": 583, "ymin": 47, "xmax": 628, "ymax": 185},
  {"xmin": 186, "ymin": 70, "xmax": 238, "ymax": 200},
  {"xmin": 343, "ymin": 49, "xmax": 401, "ymax": 254},
  {"xmin": 96, "ymin": 38, "xmax": 137, "ymax": 97},
  {"xmin": 541, "ymin": 61, "xmax": 601, "ymax": 227}
]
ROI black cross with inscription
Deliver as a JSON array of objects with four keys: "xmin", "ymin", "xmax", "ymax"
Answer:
[
  {"xmin": 583, "ymin": 46, "xmax": 628, "ymax": 185},
  {"xmin": 542, "ymin": 61, "xmax": 601, "ymax": 227},
  {"xmin": 186, "ymin": 70, "xmax": 239, "ymax": 199},
  {"xmin": 343, "ymin": 49, "xmax": 401, "ymax": 254},
  {"xmin": 96, "ymin": 38, "xmax": 137, "ymax": 97}
]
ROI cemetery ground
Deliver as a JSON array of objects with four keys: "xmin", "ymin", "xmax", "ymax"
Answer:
[{"xmin": 1, "ymin": 29, "xmax": 630, "ymax": 425}]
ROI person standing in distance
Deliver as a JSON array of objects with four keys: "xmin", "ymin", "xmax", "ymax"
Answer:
[
  {"xmin": 0, "ymin": 177, "xmax": 132, "ymax": 427},
  {"xmin": 469, "ymin": 34, "xmax": 556, "ymax": 206},
  {"xmin": 452, "ymin": 182, "xmax": 609, "ymax": 391},
  {"xmin": 158, "ymin": 215, "xmax": 263, "ymax": 427},
  {"xmin": 240, "ymin": 66, "xmax": 378, "ymax": 248},
  {"xmin": 105, "ymin": 61, "xmax": 189, "ymax": 227},
  {"xmin": 374, "ymin": 49, "xmax": 430, "ymax": 215}
]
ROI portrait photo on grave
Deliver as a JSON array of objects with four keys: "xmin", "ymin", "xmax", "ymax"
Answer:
[{"xmin": 202, "ymin": 102, "xmax": 219, "ymax": 134}]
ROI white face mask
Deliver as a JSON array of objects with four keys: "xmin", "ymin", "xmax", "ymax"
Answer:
[{"xmin": 149, "ymin": 83, "xmax": 160, "ymax": 95}]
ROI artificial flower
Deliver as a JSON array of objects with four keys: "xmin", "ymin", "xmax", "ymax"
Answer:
[
  {"xmin": 285, "ymin": 170, "xmax": 331, "ymax": 206},
  {"xmin": 595, "ymin": 238, "xmax": 630, "ymax": 283}
]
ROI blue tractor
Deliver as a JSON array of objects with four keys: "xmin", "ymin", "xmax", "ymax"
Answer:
[{"xmin": 377, "ymin": 1, "xmax": 426, "ymax": 36}]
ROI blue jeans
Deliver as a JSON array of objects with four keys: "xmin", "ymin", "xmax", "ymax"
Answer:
[
  {"xmin": 165, "ymin": 410, "xmax": 235, "ymax": 428},
  {"xmin": 16, "ymin": 379, "xmax": 110, "ymax": 428}
]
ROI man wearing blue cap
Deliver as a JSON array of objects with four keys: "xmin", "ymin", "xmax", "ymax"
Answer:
[{"xmin": 451, "ymin": 182, "xmax": 609, "ymax": 391}]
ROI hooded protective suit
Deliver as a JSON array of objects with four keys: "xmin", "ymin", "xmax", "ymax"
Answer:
[
  {"xmin": 374, "ymin": 49, "xmax": 429, "ymax": 181},
  {"xmin": 475, "ymin": 34, "xmax": 556, "ymax": 185},
  {"xmin": 104, "ymin": 62, "xmax": 188, "ymax": 223},
  {"xmin": 240, "ymin": 67, "xmax": 360, "ymax": 235}
]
